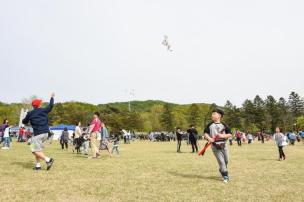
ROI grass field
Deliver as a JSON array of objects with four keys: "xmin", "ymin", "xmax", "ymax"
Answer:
[{"xmin": 0, "ymin": 140, "xmax": 304, "ymax": 202}]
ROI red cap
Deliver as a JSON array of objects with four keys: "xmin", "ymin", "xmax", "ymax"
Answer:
[{"xmin": 32, "ymin": 99, "xmax": 42, "ymax": 108}]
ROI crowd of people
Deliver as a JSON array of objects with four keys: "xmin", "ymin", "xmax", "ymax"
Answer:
[
  {"xmin": 1, "ymin": 93, "xmax": 304, "ymax": 184},
  {"xmin": 0, "ymin": 120, "xmax": 33, "ymax": 150},
  {"xmin": 56, "ymin": 117, "xmax": 120, "ymax": 159}
]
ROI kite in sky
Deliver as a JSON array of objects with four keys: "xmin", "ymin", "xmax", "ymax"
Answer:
[{"xmin": 162, "ymin": 35, "xmax": 173, "ymax": 52}]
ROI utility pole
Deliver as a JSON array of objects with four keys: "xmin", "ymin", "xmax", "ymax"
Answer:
[{"xmin": 128, "ymin": 89, "xmax": 135, "ymax": 112}]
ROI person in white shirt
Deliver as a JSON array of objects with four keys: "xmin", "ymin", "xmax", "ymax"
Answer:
[
  {"xmin": 274, "ymin": 127, "xmax": 286, "ymax": 161},
  {"xmin": 72, "ymin": 122, "xmax": 82, "ymax": 153},
  {"xmin": 247, "ymin": 133, "xmax": 253, "ymax": 144},
  {"xmin": 74, "ymin": 122, "xmax": 82, "ymax": 139},
  {"xmin": 2, "ymin": 126, "xmax": 11, "ymax": 149}
]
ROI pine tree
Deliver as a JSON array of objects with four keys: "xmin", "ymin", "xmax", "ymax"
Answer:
[
  {"xmin": 288, "ymin": 91, "xmax": 304, "ymax": 118},
  {"xmin": 224, "ymin": 100, "xmax": 241, "ymax": 129},
  {"xmin": 187, "ymin": 104, "xmax": 201, "ymax": 126},
  {"xmin": 161, "ymin": 104, "xmax": 174, "ymax": 131}
]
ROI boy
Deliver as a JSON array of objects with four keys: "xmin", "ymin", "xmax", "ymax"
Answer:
[
  {"xmin": 111, "ymin": 133, "xmax": 120, "ymax": 155},
  {"xmin": 274, "ymin": 127, "xmax": 286, "ymax": 161},
  {"xmin": 204, "ymin": 109, "xmax": 232, "ymax": 183},
  {"xmin": 22, "ymin": 93, "xmax": 55, "ymax": 170}
]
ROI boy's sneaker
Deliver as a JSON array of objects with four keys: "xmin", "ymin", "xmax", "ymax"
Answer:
[
  {"xmin": 33, "ymin": 167, "xmax": 41, "ymax": 171},
  {"xmin": 46, "ymin": 158, "xmax": 54, "ymax": 170},
  {"xmin": 223, "ymin": 176, "xmax": 229, "ymax": 184}
]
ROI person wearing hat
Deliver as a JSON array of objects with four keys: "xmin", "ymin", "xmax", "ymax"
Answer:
[
  {"xmin": 22, "ymin": 93, "xmax": 55, "ymax": 171},
  {"xmin": 203, "ymin": 108, "xmax": 232, "ymax": 183}
]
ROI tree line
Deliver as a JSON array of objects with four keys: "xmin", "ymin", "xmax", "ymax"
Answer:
[{"xmin": 223, "ymin": 91, "xmax": 304, "ymax": 133}]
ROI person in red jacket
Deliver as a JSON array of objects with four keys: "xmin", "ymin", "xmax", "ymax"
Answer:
[{"xmin": 18, "ymin": 127, "xmax": 25, "ymax": 142}]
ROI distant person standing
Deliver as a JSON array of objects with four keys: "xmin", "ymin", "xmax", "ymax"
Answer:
[
  {"xmin": 74, "ymin": 122, "xmax": 82, "ymax": 140},
  {"xmin": 81, "ymin": 127, "xmax": 90, "ymax": 155},
  {"xmin": 247, "ymin": 133, "xmax": 253, "ymax": 144},
  {"xmin": 187, "ymin": 125, "xmax": 198, "ymax": 153},
  {"xmin": 236, "ymin": 130, "xmax": 241, "ymax": 146},
  {"xmin": 0, "ymin": 119, "xmax": 9, "ymax": 144},
  {"xmin": 2, "ymin": 125, "xmax": 11, "ymax": 149},
  {"xmin": 18, "ymin": 127, "xmax": 25, "ymax": 142},
  {"xmin": 73, "ymin": 122, "xmax": 82, "ymax": 152},
  {"xmin": 274, "ymin": 127, "xmax": 286, "ymax": 161},
  {"xmin": 99, "ymin": 123, "xmax": 112, "ymax": 158},
  {"xmin": 260, "ymin": 132, "xmax": 265, "ymax": 144},
  {"xmin": 60, "ymin": 127, "xmax": 69, "ymax": 150},
  {"xmin": 176, "ymin": 128, "xmax": 182, "ymax": 153},
  {"xmin": 288, "ymin": 132, "xmax": 296, "ymax": 145},
  {"xmin": 111, "ymin": 133, "xmax": 120, "ymax": 155},
  {"xmin": 22, "ymin": 93, "xmax": 55, "ymax": 171},
  {"xmin": 88, "ymin": 112, "xmax": 102, "ymax": 159}
]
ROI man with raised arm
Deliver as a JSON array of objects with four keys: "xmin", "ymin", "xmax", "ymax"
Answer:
[{"xmin": 23, "ymin": 93, "xmax": 55, "ymax": 171}]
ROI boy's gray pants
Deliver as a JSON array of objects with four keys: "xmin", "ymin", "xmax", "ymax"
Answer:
[
  {"xmin": 82, "ymin": 141, "xmax": 89, "ymax": 154},
  {"xmin": 212, "ymin": 145, "xmax": 229, "ymax": 174}
]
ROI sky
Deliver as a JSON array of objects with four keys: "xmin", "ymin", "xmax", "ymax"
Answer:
[{"xmin": 0, "ymin": 0, "xmax": 303, "ymax": 106}]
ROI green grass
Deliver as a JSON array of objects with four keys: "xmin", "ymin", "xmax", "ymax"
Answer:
[{"xmin": 0, "ymin": 140, "xmax": 304, "ymax": 202}]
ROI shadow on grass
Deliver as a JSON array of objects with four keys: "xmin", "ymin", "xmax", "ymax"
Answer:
[
  {"xmin": 167, "ymin": 171, "xmax": 220, "ymax": 181},
  {"xmin": 11, "ymin": 161, "xmax": 33, "ymax": 169},
  {"xmin": 162, "ymin": 151, "xmax": 198, "ymax": 154},
  {"xmin": 72, "ymin": 154, "xmax": 90, "ymax": 159},
  {"xmin": 256, "ymin": 158, "xmax": 275, "ymax": 161}
]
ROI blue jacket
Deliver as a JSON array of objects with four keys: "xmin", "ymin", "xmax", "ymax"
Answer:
[
  {"xmin": 22, "ymin": 98, "xmax": 54, "ymax": 136},
  {"xmin": 101, "ymin": 127, "xmax": 109, "ymax": 139}
]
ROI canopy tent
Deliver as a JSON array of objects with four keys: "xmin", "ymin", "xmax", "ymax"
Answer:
[
  {"xmin": 49, "ymin": 124, "xmax": 75, "ymax": 140},
  {"xmin": 50, "ymin": 124, "xmax": 75, "ymax": 131}
]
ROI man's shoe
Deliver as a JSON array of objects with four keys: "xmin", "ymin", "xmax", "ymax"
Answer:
[
  {"xmin": 46, "ymin": 158, "xmax": 54, "ymax": 170},
  {"xmin": 33, "ymin": 167, "xmax": 41, "ymax": 171},
  {"xmin": 223, "ymin": 176, "xmax": 229, "ymax": 183}
]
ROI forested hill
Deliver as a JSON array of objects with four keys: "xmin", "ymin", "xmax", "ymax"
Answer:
[
  {"xmin": 98, "ymin": 100, "xmax": 211, "ymax": 112},
  {"xmin": 0, "ymin": 100, "xmax": 213, "ymax": 132},
  {"xmin": 1, "ymin": 91, "xmax": 304, "ymax": 133}
]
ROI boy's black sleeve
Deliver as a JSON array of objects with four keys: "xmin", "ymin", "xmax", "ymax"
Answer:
[
  {"xmin": 204, "ymin": 123, "xmax": 212, "ymax": 135},
  {"xmin": 223, "ymin": 123, "xmax": 232, "ymax": 134}
]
